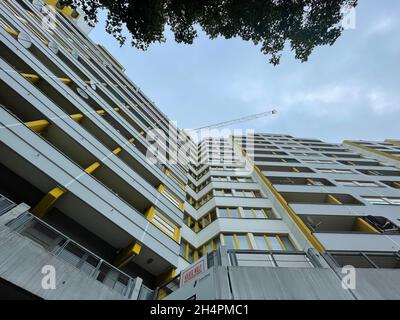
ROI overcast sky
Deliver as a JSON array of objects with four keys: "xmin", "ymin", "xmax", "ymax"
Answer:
[{"xmin": 90, "ymin": 0, "xmax": 399, "ymax": 143}]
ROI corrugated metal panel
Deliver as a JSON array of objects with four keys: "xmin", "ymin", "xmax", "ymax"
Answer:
[
  {"xmin": 351, "ymin": 269, "xmax": 400, "ymax": 300},
  {"xmin": 228, "ymin": 267, "xmax": 354, "ymax": 300}
]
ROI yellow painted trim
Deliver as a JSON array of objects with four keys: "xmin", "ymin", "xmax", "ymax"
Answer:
[
  {"xmin": 233, "ymin": 234, "xmax": 240, "ymax": 249},
  {"xmin": 276, "ymin": 235, "xmax": 286, "ymax": 251},
  {"xmin": 45, "ymin": 0, "xmax": 79, "ymax": 19},
  {"xmin": 84, "ymin": 162, "xmax": 101, "ymax": 174},
  {"xmin": 255, "ymin": 166, "xmax": 326, "ymax": 253},
  {"xmin": 25, "ymin": 119, "xmax": 50, "ymax": 133},
  {"xmin": 263, "ymin": 235, "xmax": 273, "ymax": 251},
  {"xmin": 327, "ymin": 194, "xmax": 342, "ymax": 205},
  {"xmin": 174, "ymin": 227, "xmax": 181, "ymax": 243},
  {"xmin": 145, "ymin": 206, "xmax": 156, "ymax": 220},
  {"xmin": 113, "ymin": 241, "xmax": 142, "ymax": 268},
  {"xmin": 129, "ymin": 137, "xmax": 135, "ymax": 143},
  {"xmin": 292, "ymin": 167, "xmax": 300, "ymax": 173},
  {"xmin": 4, "ymin": 26, "xmax": 19, "ymax": 38},
  {"xmin": 70, "ymin": 113, "xmax": 84, "ymax": 122},
  {"xmin": 31, "ymin": 187, "xmax": 65, "ymax": 219},
  {"xmin": 393, "ymin": 182, "xmax": 400, "ymax": 189},
  {"xmin": 21, "ymin": 73, "xmax": 40, "ymax": 84},
  {"xmin": 157, "ymin": 289, "xmax": 168, "ymax": 300},
  {"xmin": 355, "ymin": 218, "xmax": 379, "ymax": 234},
  {"xmin": 185, "ymin": 243, "xmax": 189, "ymax": 260},
  {"xmin": 59, "ymin": 77, "xmax": 72, "ymax": 85},
  {"xmin": 112, "ymin": 147, "xmax": 122, "ymax": 155},
  {"xmin": 344, "ymin": 141, "xmax": 400, "ymax": 162},
  {"xmin": 96, "ymin": 110, "xmax": 106, "ymax": 116}
]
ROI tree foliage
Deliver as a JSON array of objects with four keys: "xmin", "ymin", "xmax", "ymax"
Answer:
[{"xmin": 63, "ymin": 0, "xmax": 358, "ymax": 65}]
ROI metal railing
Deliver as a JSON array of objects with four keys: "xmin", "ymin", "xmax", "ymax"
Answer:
[
  {"xmin": 228, "ymin": 249, "xmax": 316, "ymax": 268},
  {"xmin": 0, "ymin": 194, "xmax": 16, "ymax": 217},
  {"xmin": 6, "ymin": 212, "xmax": 139, "ymax": 299}
]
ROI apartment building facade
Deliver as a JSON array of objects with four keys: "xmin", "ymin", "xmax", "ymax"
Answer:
[{"xmin": 0, "ymin": 0, "xmax": 400, "ymax": 300}]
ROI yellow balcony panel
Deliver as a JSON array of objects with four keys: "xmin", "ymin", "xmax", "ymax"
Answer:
[
  {"xmin": 45, "ymin": 0, "xmax": 79, "ymax": 19},
  {"xmin": 84, "ymin": 162, "xmax": 101, "ymax": 174},
  {"xmin": 112, "ymin": 147, "xmax": 123, "ymax": 155},
  {"xmin": 70, "ymin": 113, "xmax": 84, "ymax": 122},
  {"xmin": 113, "ymin": 242, "xmax": 142, "ymax": 268},
  {"xmin": 4, "ymin": 26, "xmax": 19, "ymax": 38},
  {"xmin": 59, "ymin": 77, "xmax": 72, "ymax": 85},
  {"xmin": 355, "ymin": 218, "xmax": 379, "ymax": 234},
  {"xmin": 327, "ymin": 195, "xmax": 342, "ymax": 205},
  {"xmin": 31, "ymin": 187, "xmax": 65, "ymax": 219},
  {"xmin": 145, "ymin": 206, "xmax": 180, "ymax": 242},
  {"xmin": 20, "ymin": 73, "xmax": 40, "ymax": 85},
  {"xmin": 25, "ymin": 119, "xmax": 50, "ymax": 133}
]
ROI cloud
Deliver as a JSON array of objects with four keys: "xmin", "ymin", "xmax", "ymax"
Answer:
[{"xmin": 364, "ymin": 16, "xmax": 397, "ymax": 38}]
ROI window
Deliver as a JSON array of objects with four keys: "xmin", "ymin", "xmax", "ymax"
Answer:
[
  {"xmin": 218, "ymin": 208, "xmax": 229, "ymax": 218},
  {"xmin": 218, "ymin": 207, "xmax": 240, "ymax": 218},
  {"xmin": 241, "ymin": 209, "xmax": 254, "ymax": 218},
  {"xmin": 363, "ymin": 197, "xmax": 400, "ymax": 206},
  {"xmin": 317, "ymin": 169, "xmax": 353, "ymax": 174},
  {"xmin": 330, "ymin": 252, "xmax": 400, "ymax": 269},
  {"xmin": 253, "ymin": 235, "xmax": 296, "ymax": 251},
  {"xmin": 214, "ymin": 189, "xmax": 233, "ymax": 197},
  {"xmin": 303, "ymin": 160, "xmax": 335, "ymax": 164},
  {"xmin": 336, "ymin": 180, "xmax": 380, "ymax": 187},
  {"xmin": 222, "ymin": 234, "xmax": 252, "ymax": 250},
  {"xmin": 229, "ymin": 208, "xmax": 240, "ymax": 218},
  {"xmin": 254, "ymin": 236, "xmax": 269, "ymax": 250},
  {"xmin": 146, "ymin": 208, "xmax": 180, "ymax": 241},
  {"xmin": 159, "ymin": 185, "xmax": 183, "ymax": 209},
  {"xmin": 224, "ymin": 235, "xmax": 236, "ymax": 249},
  {"xmin": 243, "ymin": 190, "xmax": 255, "ymax": 197},
  {"xmin": 236, "ymin": 235, "xmax": 252, "ymax": 250}
]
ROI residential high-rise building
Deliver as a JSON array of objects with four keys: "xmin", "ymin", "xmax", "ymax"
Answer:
[{"xmin": 1, "ymin": 0, "xmax": 400, "ymax": 300}]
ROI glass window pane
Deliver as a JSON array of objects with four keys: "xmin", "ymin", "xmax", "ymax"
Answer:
[
  {"xmin": 224, "ymin": 235, "xmax": 236, "ymax": 249},
  {"xmin": 280, "ymin": 236, "xmax": 296, "ymax": 251},
  {"xmin": 237, "ymin": 235, "xmax": 251, "ymax": 249},
  {"xmin": 180, "ymin": 243, "xmax": 186, "ymax": 257},
  {"xmin": 332, "ymin": 254, "xmax": 374, "ymax": 268},
  {"xmin": 242, "ymin": 209, "xmax": 254, "ymax": 219},
  {"xmin": 218, "ymin": 208, "xmax": 229, "ymax": 218},
  {"xmin": 267, "ymin": 236, "xmax": 283, "ymax": 251},
  {"xmin": 229, "ymin": 208, "xmax": 240, "ymax": 218},
  {"xmin": 254, "ymin": 209, "xmax": 266, "ymax": 219},
  {"xmin": 254, "ymin": 236, "xmax": 269, "ymax": 250},
  {"xmin": 224, "ymin": 190, "xmax": 233, "ymax": 197}
]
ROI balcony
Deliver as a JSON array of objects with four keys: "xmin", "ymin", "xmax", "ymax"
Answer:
[
  {"xmin": 267, "ymin": 176, "xmax": 334, "ymax": 187},
  {"xmin": 300, "ymin": 214, "xmax": 384, "ymax": 234},
  {"xmin": 0, "ymin": 203, "xmax": 152, "ymax": 300}
]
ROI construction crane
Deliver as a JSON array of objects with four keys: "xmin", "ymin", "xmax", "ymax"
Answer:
[{"xmin": 192, "ymin": 109, "xmax": 277, "ymax": 131}]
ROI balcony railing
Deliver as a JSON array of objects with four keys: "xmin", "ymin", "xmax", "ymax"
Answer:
[{"xmin": 6, "ymin": 212, "xmax": 140, "ymax": 299}]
